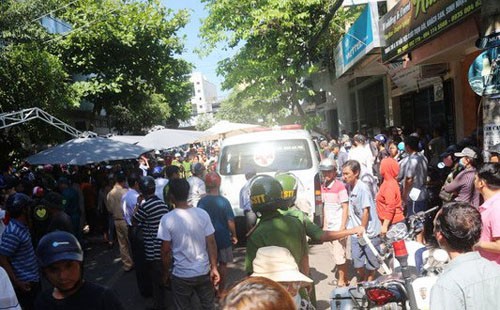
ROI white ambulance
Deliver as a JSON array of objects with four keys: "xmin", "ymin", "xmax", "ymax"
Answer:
[{"xmin": 216, "ymin": 126, "xmax": 323, "ymax": 238}]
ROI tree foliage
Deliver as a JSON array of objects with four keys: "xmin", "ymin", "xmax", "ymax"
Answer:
[
  {"xmin": 199, "ymin": 0, "xmax": 361, "ymax": 132},
  {"xmin": 0, "ymin": 0, "xmax": 73, "ymax": 114},
  {"xmin": 0, "ymin": 0, "xmax": 194, "ymax": 162},
  {"xmin": 57, "ymin": 0, "xmax": 193, "ymax": 132}
]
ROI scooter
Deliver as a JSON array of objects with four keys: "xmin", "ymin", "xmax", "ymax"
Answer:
[{"xmin": 330, "ymin": 205, "xmax": 448, "ymax": 310}]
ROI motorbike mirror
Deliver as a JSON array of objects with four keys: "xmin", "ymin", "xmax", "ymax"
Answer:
[{"xmin": 408, "ymin": 188, "xmax": 421, "ymax": 201}]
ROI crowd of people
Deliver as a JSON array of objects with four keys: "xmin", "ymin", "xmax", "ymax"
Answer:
[{"xmin": 0, "ymin": 124, "xmax": 499, "ymax": 310}]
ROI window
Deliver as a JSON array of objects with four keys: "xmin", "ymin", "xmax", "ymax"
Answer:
[{"xmin": 219, "ymin": 139, "xmax": 312, "ymax": 175}]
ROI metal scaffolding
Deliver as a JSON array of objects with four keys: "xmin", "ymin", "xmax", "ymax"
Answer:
[{"xmin": 0, "ymin": 107, "xmax": 97, "ymax": 138}]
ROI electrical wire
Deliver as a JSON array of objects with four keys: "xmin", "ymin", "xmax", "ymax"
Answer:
[
  {"xmin": 42, "ymin": 6, "xmax": 121, "ymax": 44},
  {"xmin": 30, "ymin": 0, "xmax": 81, "ymax": 23}
]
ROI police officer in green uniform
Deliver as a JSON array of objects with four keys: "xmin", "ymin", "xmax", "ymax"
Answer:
[
  {"xmin": 275, "ymin": 172, "xmax": 363, "ymax": 307},
  {"xmin": 244, "ymin": 175, "xmax": 309, "ymax": 275}
]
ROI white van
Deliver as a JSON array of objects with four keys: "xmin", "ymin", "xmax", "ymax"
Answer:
[{"xmin": 217, "ymin": 127, "xmax": 323, "ymax": 238}]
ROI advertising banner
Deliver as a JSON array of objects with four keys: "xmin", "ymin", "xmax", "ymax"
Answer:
[
  {"xmin": 334, "ymin": 3, "xmax": 381, "ymax": 78},
  {"xmin": 381, "ymin": 0, "xmax": 481, "ymax": 63}
]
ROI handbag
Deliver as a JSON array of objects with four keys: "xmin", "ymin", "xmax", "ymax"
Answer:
[
  {"xmin": 439, "ymin": 172, "xmax": 456, "ymax": 202},
  {"xmin": 439, "ymin": 187, "xmax": 455, "ymax": 202}
]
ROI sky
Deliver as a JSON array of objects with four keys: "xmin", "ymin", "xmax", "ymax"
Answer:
[{"xmin": 162, "ymin": 0, "xmax": 233, "ymax": 99}]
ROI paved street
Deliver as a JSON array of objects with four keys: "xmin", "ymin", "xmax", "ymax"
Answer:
[{"xmin": 74, "ymin": 236, "xmax": 340, "ymax": 310}]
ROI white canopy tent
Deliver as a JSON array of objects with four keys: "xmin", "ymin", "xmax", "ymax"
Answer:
[
  {"xmin": 107, "ymin": 135, "xmax": 144, "ymax": 145},
  {"xmin": 137, "ymin": 128, "xmax": 204, "ymax": 150},
  {"xmin": 197, "ymin": 121, "xmax": 260, "ymax": 142},
  {"xmin": 26, "ymin": 137, "xmax": 152, "ymax": 165}
]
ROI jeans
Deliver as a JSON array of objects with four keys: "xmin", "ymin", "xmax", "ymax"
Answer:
[{"xmin": 171, "ymin": 274, "xmax": 215, "ymax": 310}]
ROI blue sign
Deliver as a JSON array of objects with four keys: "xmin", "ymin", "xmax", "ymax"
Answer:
[
  {"xmin": 335, "ymin": 3, "xmax": 381, "ymax": 78},
  {"xmin": 343, "ymin": 6, "xmax": 373, "ymax": 65}
]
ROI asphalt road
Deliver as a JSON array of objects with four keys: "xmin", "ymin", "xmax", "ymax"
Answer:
[{"xmin": 77, "ymin": 236, "xmax": 342, "ymax": 310}]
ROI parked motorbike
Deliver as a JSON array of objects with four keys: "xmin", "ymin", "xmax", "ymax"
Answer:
[{"xmin": 330, "ymin": 205, "xmax": 448, "ymax": 310}]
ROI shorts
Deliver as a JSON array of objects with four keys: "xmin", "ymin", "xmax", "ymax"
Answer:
[
  {"xmin": 405, "ymin": 199, "xmax": 426, "ymax": 218},
  {"xmin": 218, "ymin": 246, "xmax": 234, "ymax": 264},
  {"xmin": 328, "ymin": 237, "xmax": 350, "ymax": 265},
  {"xmin": 350, "ymin": 236, "xmax": 381, "ymax": 271}
]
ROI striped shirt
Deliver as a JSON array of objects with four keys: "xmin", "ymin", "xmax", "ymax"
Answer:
[
  {"xmin": 133, "ymin": 196, "xmax": 169, "ymax": 261},
  {"xmin": 0, "ymin": 219, "xmax": 39, "ymax": 282}
]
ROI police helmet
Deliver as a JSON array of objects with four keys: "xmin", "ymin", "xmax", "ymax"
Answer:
[
  {"xmin": 249, "ymin": 175, "xmax": 286, "ymax": 214},
  {"xmin": 36, "ymin": 231, "xmax": 83, "ymax": 268},
  {"xmin": 275, "ymin": 172, "xmax": 298, "ymax": 208}
]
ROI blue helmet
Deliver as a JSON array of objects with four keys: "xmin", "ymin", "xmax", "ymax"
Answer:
[
  {"xmin": 152, "ymin": 166, "xmax": 164, "ymax": 177},
  {"xmin": 36, "ymin": 231, "xmax": 83, "ymax": 267},
  {"xmin": 374, "ymin": 134, "xmax": 388, "ymax": 145}
]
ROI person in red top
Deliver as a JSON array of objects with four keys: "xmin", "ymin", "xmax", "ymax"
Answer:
[{"xmin": 376, "ymin": 157, "xmax": 404, "ymax": 236}]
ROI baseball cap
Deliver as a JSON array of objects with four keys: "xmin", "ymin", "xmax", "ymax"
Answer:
[{"xmin": 454, "ymin": 147, "xmax": 477, "ymax": 159}]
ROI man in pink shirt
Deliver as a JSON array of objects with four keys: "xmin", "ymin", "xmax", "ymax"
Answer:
[
  {"xmin": 319, "ymin": 158, "xmax": 350, "ymax": 286},
  {"xmin": 474, "ymin": 163, "xmax": 500, "ymax": 264}
]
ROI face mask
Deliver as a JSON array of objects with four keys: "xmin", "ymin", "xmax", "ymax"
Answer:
[{"xmin": 458, "ymin": 158, "xmax": 466, "ymax": 167}]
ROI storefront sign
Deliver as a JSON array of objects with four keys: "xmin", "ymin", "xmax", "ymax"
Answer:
[
  {"xmin": 381, "ymin": 0, "xmax": 481, "ymax": 62},
  {"xmin": 468, "ymin": 47, "xmax": 500, "ymax": 97},
  {"xmin": 334, "ymin": 3, "xmax": 381, "ymax": 78},
  {"xmin": 387, "ymin": 62, "xmax": 442, "ymax": 95}
]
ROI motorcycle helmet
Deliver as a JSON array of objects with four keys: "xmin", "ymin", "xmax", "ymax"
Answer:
[
  {"xmin": 249, "ymin": 175, "xmax": 286, "ymax": 214},
  {"xmin": 319, "ymin": 158, "xmax": 336, "ymax": 171},
  {"xmin": 374, "ymin": 134, "xmax": 387, "ymax": 145},
  {"xmin": 36, "ymin": 231, "xmax": 83, "ymax": 268},
  {"xmin": 274, "ymin": 172, "xmax": 298, "ymax": 208},
  {"xmin": 152, "ymin": 166, "xmax": 164, "ymax": 177},
  {"xmin": 191, "ymin": 163, "xmax": 206, "ymax": 177},
  {"xmin": 139, "ymin": 176, "xmax": 156, "ymax": 195},
  {"xmin": 205, "ymin": 172, "xmax": 221, "ymax": 189}
]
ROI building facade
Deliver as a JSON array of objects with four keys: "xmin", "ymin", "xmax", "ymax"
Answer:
[
  {"xmin": 316, "ymin": 0, "xmax": 499, "ymax": 149},
  {"xmin": 190, "ymin": 72, "xmax": 218, "ymax": 115}
]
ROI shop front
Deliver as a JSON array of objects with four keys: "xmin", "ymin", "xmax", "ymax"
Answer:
[{"xmin": 380, "ymin": 0, "xmax": 483, "ymax": 141}]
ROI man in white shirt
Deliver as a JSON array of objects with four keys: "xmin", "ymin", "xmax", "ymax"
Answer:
[
  {"xmin": 158, "ymin": 179, "xmax": 219, "ymax": 309},
  {"xmin": 187, "ymin": 163, "xmax": 206, "ymax": 207},
  {"xmin": 430, "ymin": 202, "xmax": 500, "ymax": 309}
]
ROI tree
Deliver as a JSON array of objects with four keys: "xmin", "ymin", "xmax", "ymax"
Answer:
[
  {"xmin": 195, "ymin": 113, "xmax": 216, "ymax": 131},
  {"xmin": 199, "ymin": 0, "xmax": 361, "ymax": 134},
  {"xmin": 0, "ymin": 0, "xmax": 79, "ymax": 163},
  {"xmin": 215, "ymin": 87, "xmax": 290, "ymax": 126},
  {"xmin": 56, "ymin": 0, "xmax": 193, "ymax": 133},
  {"xmin": 0, "ymin": 0, "xmax": 75, "ymax": 114}
]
